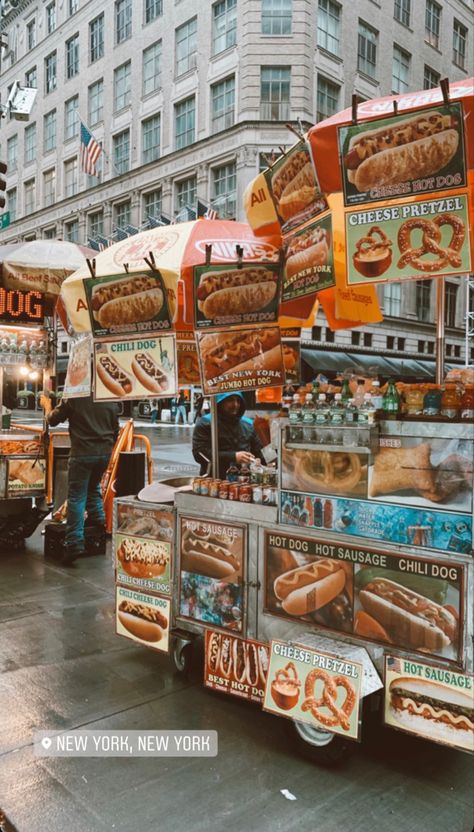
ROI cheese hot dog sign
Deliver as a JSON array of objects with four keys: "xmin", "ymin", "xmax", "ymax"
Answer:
[
  {"xmin": 84, "ymin": 271, "xmax": 172, "ymax": 338},
  {"xmin": 93, "ymin": 335, "xmax": 177, "ymax": 401}
]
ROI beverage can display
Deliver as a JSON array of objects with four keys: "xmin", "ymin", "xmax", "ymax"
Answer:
[
  {"xmin": 218, "ymin": 481, "xmax": 229, "ymax": 499},
  {"xmin": 252, "ymin": 485, "xmax": 263, "ymax": 504},
  {"xmin": 239, "ymin": 484, "xmax": 252, "ymax": 503},
  {"xmin": 209, "ymin": 479, "xmax": 220, "ymax": 498},
  {"xmin": 199, "ymin": 478, "xmax": 210, "ymax": 497},
  {"xmin": 228, "ymin": 483, "xmax": 240, "ymax": 500},
  {"xmin": 192, "ymin": 478, "xmax": 202, "ymax": 494}
]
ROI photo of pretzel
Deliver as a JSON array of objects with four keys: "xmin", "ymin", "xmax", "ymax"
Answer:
[
  {"xmin": 355, "ymin": 226, "xmax": 392, "ymax": 258},
  {"xmin": 270, "ymin": 661, "xmax": 301, "ymax": 710},
  {"xmin": 301, "ymin": 669, "xmax": 356, "ymax": 731},
  {"xmin": 291, "ymin": 450, "xmax": 364, "ymax": 495},
  {"xmin": 397, "ymin": 213, "xmax": 465, "ymax": 273}
]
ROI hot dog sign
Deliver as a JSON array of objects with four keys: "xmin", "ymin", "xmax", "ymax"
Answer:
[{"xmin": 93, "ymin": 335, "xmax": 177, "ymax": 401}]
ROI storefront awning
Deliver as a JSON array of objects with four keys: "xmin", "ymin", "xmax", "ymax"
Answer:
[{"xmin": 300, "ymin": 349, "xmax": 456, "ymax": 380}]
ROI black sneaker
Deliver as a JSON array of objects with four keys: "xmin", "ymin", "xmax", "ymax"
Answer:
[{"xmin": 62, "ymin": 548, "xmax": 84, "ymax": 565}]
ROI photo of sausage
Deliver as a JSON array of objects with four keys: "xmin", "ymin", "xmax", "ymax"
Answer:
[
  {"xmin": 66, "ymin": 338, "xmax": 90, "ymax": 387},
  {"xmin": 359, "ymin": 578, "xmax": 457, "ymax": 651},
  {"xmin": 285, "ymin": 225, "xmax": 329, "ymax": 278},
  {"xmin": 116, "ymin": 538, "xmax": 170, "ymax": 580},
  {"xmin": 181, "ymin": 529, "xmax": 240, "ymax": 579},
  {"xmin": 204, "ymin": 631, "xmax": 270, "ymax": 697},
  {"xmin": 344, "ymin": 111, "xmax": 459, "ymax": 193},
  {"xmin": 96, "ymin": 353, "xmax": 133, "ymax": 397},
  {"xmin": 271, "ymin": 147, "xmax": 319, "ymax": 221},
  {"xmin": 117, "ymin": 599, "xmax": 168, "ymax": 643},
  {"xmin": 196, "ymin": 267, "xmax": 278, "ymax": 319},
  {"xmin": 199, "ymin": 327, "xmax": 282, "ymax": 381},
  {"xmin": 387, "ymin": 677, "xmax": 474, "ymax": 750},
  {"xmin": 131, "ymin": 352, "xmax": 169, "ymax": 394},
  {"xmin": 274, "ymin": 559, "xmax": 346, "ymax": 617},
  {"xmin": 91, "ymin": 275, "xmax": 164, "ymax": 329}
]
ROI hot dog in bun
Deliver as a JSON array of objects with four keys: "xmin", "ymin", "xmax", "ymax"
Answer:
[
  {"xmin": 388, "ymin": 677, "xmax": 474, "ymax": 748},
  {"xmin": 118, "ymin": 600, "xmax": 167, "ymax": 642},
  {"xmin": 91, "ymin": 275, "xmax": 164, "ymax": 329},
  {"xmin": 285, "ymin": 226, "xmax": 329, "ymax": 278},
  {"xmin": 344, "ymin": 111, "xmax": 459, "ymax": 193},
  {"xmin": 274, "ymin": 559, "xmax": 346, "ymax": 617},
  {"xmin": 131, "ymin": 352, "xmax": 169, "ymax": 394},
  {"xmin": 271, "ymin": 149, "xmax": 318, "ymax": 221},
  {"xmin": 181, "ymin": 529, "xmax": 240, "ymax": 579},
  {"xmin": 97, "ymin": 354, "xmax": 133, "ymax": 396},
  {"xmin": 359, "ymin": 578, "xmax": 457, "ymax": 651},
  {"xmin": 117, "ymin": 539, "xmax": 169, "ymax": 579},
  {"xmin": 197, "ymin": 267, "xmax": 278, "ymax": 319},
  {"xmin": 200, "ymin": 328, "xmax": 282, "ymax": 381}
]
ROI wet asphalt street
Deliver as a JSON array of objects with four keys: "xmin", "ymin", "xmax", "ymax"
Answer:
[{"xmin": 1, "ymin": 422, "xmax": 473, "ymax": 832}]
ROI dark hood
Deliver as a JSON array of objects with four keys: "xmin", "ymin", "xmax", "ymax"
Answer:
[{"xmin": 216, "ymin": 392, "xmax": 246, "ymax": 419}]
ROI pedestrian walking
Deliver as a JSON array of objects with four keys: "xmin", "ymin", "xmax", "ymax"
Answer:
[
  {"xmin": 150, "ymin": 399, "xmax": 160, "ymax": 424},
  {"xmin": 175, "ymin": 391, "xmax": 188, "ymax": 425}
]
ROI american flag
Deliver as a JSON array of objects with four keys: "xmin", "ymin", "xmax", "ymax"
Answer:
[{"xmin": 80, "ymin": 122, "xmax": 101, "ymax": 175}]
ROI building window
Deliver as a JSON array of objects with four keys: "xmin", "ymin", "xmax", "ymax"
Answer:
[
  {"xmin": 325, "ymin": 328, "xmax": 335, "ymax": 343},
  {"xmin": 69, "ymin": 0, "xmax": 79, "ymax": 14},
  {"xmin": 259, "ymin": 149, "xmax": 284, "ymax": 171},
  {"xmin": 25, "ymin": 67, "xmax": 37, "ymax": 88},
  {"xmin": 113, "ymin": 130, "xmax": 130, "ymax": 175},
  {"xmin": 317, "ymin": 0, "xmax": 340, "ymax": 56},
  {"xmin": 64, "ymin": 158, "xmax": 78, "ymax": 197},
  {"xmin": 66, "ymin": 34, "xmax": 79, "ymax": 79},
  {"xmin": 445, "ymin": 283, "xmax": 458, "ymax": 328},
  {"xmin": 316, "ymin": 75, "xmax": 339, "ymax": 121},
  {"xmin": 143, "ymin": 189, "xmax": 162, "ymax": 220},
  {"xmin": 212, "ymin": 0, "xmax": 237, "ymax": 56},
  {"xmin": 7, "ymin": 188, "xmax": 17, "ymax": 222},
  {"xmin": 43, "ymin": 169, "xmax": 56, "ymax": 207},
  {"xmin": 145, "ymin": 0, "xmax": 162, "ymax": 24},
  {"xmin": 46, "ymin": 2, "xmax": 56, "ymax": 35},
  {"xmin": 114, "ymin": 201, "xmax": 131, "ymax": 228},
  {"xmin": 116, "ymin": 0, "xmax": 132, "ymax": 43},
  {"xmin": 417, "ymin": 340, "xmax": 425, "ymax": 354},
  {"xmin": 397, "ymin": 337, "xmax": 405, "ymax": 351},
  {"xmin": 358, "ymin": 21, "xmax": 377, "ymax": 78},
  {"xmin": 143, "ymin": 41, "xmax": 162, "ymax": 95},
  {"xmin": 24, "ymin": 123, "xmax": 36, "ymax": 164},
  {"xmin": 89, "ymin": 15, "xmax": 104, "ymax": 63},
  {"xmin": 424, "ymin": 64, "xmax": 440, "ymax": 89},
  {"xmin": 65, "ymin": 96, "xmax": 79, "ymax": 140},
  {"xmin": 175, "ymin": 177, "xmax": 197, "ymax": 212},
  {"xmin": 211, "ymin": 76, "xmax": 235, "ymax": 132},
  {"xmin": 24, "ymin": 179, "xmax": 36, "ymax": 215},
  {"xmin": 142, "ymin": 114, "xmax": 161, "ymax": 164},
  {"xmin": 425, "ymin": 0, "xmax": 441, "ymax": 49},
  {"xmin": 386, "ymin": 335, "xmax": 395, "ymax": 350},
  {"xmin": 7, "ymin": 135, "xmax": 17, "ymax": 172},
  {"xmin": 351, "ymin": 331, "xmax": 360, "ymax": 346},
  {"xmin": 260, "ymin": 67, "xmax": 290, "ymax": 120},
  {"xmin": 176, "ymin": 18, "xmax": 197, "ymax": 76},
  {"xmin": 312, "ymin": 325, "xmax": 322, "ymax": 341},
  {"xmin": 212, "ymin": 162, "xmax": 236, "ymax": 218},
  {"xmin": 26, "ymin": 19, "xmax": 36, "ymax": 51},
  {"xmin": 394, "ymin": 0, "xmax": 410, "ymax": 27},
  {"xmin": 114, "ymin": 62, "xmax": 132, "ymax": 111},
  {"xmin": 88, "ymin": 211, "xmax": 104, "ymax": 237},
  {"xmin": 88, "ymin": 79, "xmax": 104, "ymax": 125},
  {"xmin": 261, "ymin": 0, "xmax": 292, "ymax": 36},
  {"xmin": 44, "ymin": 226, "xmax": 57, "ymax": 238},
  {"xmin": 383, "ymin": 283, "xmax": 401, "ymax": 317},
  {"xmin": 364, "ymin": 332, "xmax": 372, "ymax": 347},
  {"xmin": 43, "ymin": 110, "xmax": 56, "ymax": 152},
  {"xmin": 453, "ymin": 20, "xmax": 467, "ymax": 69},
  {"xmin": 175, "ymin": 97, "xmax": 195, "ymax": 149},
  {"xmin": 45, "ymin": 52, "xmax": 57, "ymax": 94},
  {"xmin": 65, "ymin": 219, "xmax": 79, "ymax": 242},
  {"xmin": 392, "ymin": 45, "xmax": 410, "ymax": 93},
  {"xmin": 416, "ymin": 280, "xmax": 431, "ymax": 322}
]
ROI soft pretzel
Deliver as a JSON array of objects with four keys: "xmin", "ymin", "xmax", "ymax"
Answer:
[
  {"xmin": 397, "ymin": 213, "xmax": 465, "ymax": 273},
  {"xmin": 301, "ymin": 669, "xmax": 356, "ymax": 731}
]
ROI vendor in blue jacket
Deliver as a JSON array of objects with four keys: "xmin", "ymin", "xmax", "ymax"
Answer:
[{"xmin": 192, "ymin": 392, "xmax": 263, "ymax": 479}]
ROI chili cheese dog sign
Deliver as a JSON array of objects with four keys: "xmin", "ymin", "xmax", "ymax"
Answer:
[
  {"xmin": 93, "ymin": 335, "xmax": 177, "ymax": 401},
  {"xmin": 116, "ymin": 586, "xmax": 170, "ymax": 654},
  {"xmin": 263, "ymin": 640, "xmax": 363, "ymax": 740}
]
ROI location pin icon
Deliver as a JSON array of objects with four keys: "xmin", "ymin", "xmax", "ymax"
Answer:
[{"xmin": 41, "ymin": 737, "xmax": 52, "ymax": 750}]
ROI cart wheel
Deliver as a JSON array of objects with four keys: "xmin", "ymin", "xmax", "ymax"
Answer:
[
  {"xmin": 173, "ymin": 640, "xmax": 193, "ymax": 675},
  {"xmin": 290, "ymin": 720, "xmax": 356, "ymax": 767}
]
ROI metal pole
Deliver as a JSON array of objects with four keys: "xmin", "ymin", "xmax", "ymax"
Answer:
[
  {"xmin": 210, "ymin": 395, "xmax": 219, "ymax": 478},
  {"xmin": 435, "ymin": 277, "xmax": 445, "ymax": 384}
]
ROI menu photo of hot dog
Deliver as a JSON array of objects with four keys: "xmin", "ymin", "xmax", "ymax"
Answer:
[
  {"xmin": 339, "ymin": 102, "xmax": 467, "ymax": 207},
  {"xmin": 84, "ymin": 270, "xmax": 172, "ymax": 337},
  {"xmin": 196, "ymin": 325, "xmax": 285, "ymax": 396},
  {"xmin": 283, "ymin": 213, "xmax": 335, "ymax": 302},
  {"xmin": 115, "ymin": 533, "xmax": 172, "ymax": 595},
  {"xmin": 193, "ymin": 262, "xmax": 281, "ymax": 329},
  {"xmin": 62, "ymin": 334, "xmax": 92, "ymax": 398},
  {"xmin": 93, "ymin": 335, "xmax": 177, "ymax": 401},
  {"xmin": 266, "ymin": 140, "xmax": 328, "ymax": 231},
  {"xmin": 116, "ymin": 501, "xmax": 174, "ymax": 543},
  {"xmin": 204, "ymin": 631, "xmax": 270, "ymax": 703},
  {"xmin": 384, "ymin": 656, "xmax": 474, "ymax": 753},
  {"xmin": 263, "ymin": 640, "xmax": 363, "ymax": 740},
  {"xmin": 116, "ymin": 586, "xmax": 170, "ymax": 653}
]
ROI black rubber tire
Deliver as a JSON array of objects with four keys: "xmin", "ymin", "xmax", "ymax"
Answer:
[
  {"xmin": 173, "ymin": 641, "xmax": 193, "ymax": 675},
  {"xmin": 289, "ymin": 720, "xmax": 357, "ymax": 767}
]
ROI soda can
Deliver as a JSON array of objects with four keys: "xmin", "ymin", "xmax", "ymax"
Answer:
[
  {"xmin": 228, "ymin": 483, "xmax": 240, "ymax": 501},
  {"xmin": 239, "ymin": 485, "xmax": 252, "ymax": 503},
  {"xmin": 192, "ymin": 478, "xmax": 202, "ymax": 495},
  {"xmin": 209, "ymin": 479, "xmax": 220, "ymax": 498},
  {"xmin": 252, "ymin": 485, "xmax": 263, "ymax": 504},
  {"xmin": 200, "ymin": 478, "xmax": 210, "ymax": 497},
  {"xmin": 218, "ymin": 481, "xmax": 229, "ymax": 499}
]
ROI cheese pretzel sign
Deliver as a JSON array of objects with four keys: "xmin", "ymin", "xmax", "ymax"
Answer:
[
  {"xmin": 301, "ymin": 669, "xmax": 356, "ymax": 731},
  {"xmin": 397, "ymin": 213, "xmax": 465, "ymax": 273}
]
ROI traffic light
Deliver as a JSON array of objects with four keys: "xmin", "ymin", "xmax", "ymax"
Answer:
[{"xmin": 0, "ymin": 162, "xmax": 7, "ymax": 210}]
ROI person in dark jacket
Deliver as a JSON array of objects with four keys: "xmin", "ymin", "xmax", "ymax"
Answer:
[
  {"xmin": 192, "ymin": 392, "xmax": 263, "ymax": 479},
  {"xmin": 41, "ymin": 394, "xmax": 119, "ymax": 564}
]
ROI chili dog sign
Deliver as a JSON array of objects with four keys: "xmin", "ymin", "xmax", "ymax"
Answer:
[
  {"xmin": 345, "ymin": 192, "xmax": 471, "ymax": 284},
  {"xmin": 204, "ymin": 631, "xmax": 270, "ymax": 704},
  {"xmin": 93, "ymin": 335, "xmax": 177, "ymax": 401},
  {"xmin": 263, "ymin": 640, "xmax": 363, "ymax": 740},
  {"xmin": 264, "ymin": 531, "xmax": 465, "ymax": 665}
]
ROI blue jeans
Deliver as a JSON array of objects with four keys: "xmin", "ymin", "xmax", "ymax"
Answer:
[
  {"xmin": 175, "ymin": 405, "xmax": 187, "ymax": 424},
  {"xmin": 66, "ymin": 454, "xmax": 110, "ymax": 553}
]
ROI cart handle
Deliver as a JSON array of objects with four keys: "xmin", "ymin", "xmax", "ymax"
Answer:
[{"xmin": 133, "ymin": 433, "xmax": 153, "ymax": 484}]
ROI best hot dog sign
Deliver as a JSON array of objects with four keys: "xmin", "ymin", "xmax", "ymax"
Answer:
[
  {"xmin": 263, "ymin": 640, "xmax": 363, "ymax": 741},
  {"xmin": 93, "ymin": 335, "xmax": 177, "ymax": 401}
]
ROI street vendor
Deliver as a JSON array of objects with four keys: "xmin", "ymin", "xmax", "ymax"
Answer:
[
  {"xmin": 40, "ymin": 394, "xmax": 119, "ymax": 564},
  {"xmin": 192, "ymin": 392, "xmax": 263, "ymax": 479}
]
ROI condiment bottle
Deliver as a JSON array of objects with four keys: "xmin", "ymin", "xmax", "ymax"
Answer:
[
  {"xmin": 460, "ymin": 385, "xmax": 474, "ymax": 420},
  {"xmin": 382, "ymin": 379, "xmax": 400, "ymax": 419},
  {"xmin": 404, "ymin": 387, "xmax": 425, "ymax": 416},
  {"xmin": 440, "ymin": 384, "xmax": 461, "ymax": 419},
  {"xmin": 423, "ymin": 386, "xmax": 442, "ymax": 417}
]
